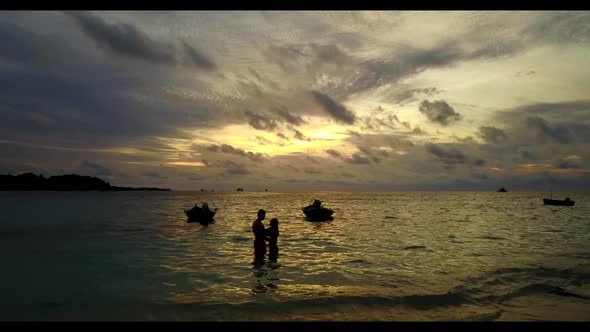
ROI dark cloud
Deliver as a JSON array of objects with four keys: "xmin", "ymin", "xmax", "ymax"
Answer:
[
  {"xmin": 303, "ymin": 167, "xmax": 322, "ymax": 175},
  {"xmin": 0, "ymin": 20, "xmax": 229, "ymax": 157},
  {"xmin": 142, "ymin": 171, "xmax": 167, "ymax": 179},
  {"xmin": 66, "ymin": 11, "xmax": 215, "ymax": 70},
  {"xmin": 220, "ymin": 160, "xmax": 250, "ymax": 175},
  {"xmin": 478, "ymin": 126, "xmax": 507, "ymax": 144},
  {"xmin": 360, "ymin": 112, "xmax": 399, "ymax": 132},
  {"xmin": 552, "ymin": 158, "xmax": 581, "ymax": 169},
  {"xmin": 0, "ymin": 22, "xmax": 73, "ymax": 66},
  {"xmin": 510, "ymin": 100, "xmax": 590, "ymax": 120},
  {"xmin": 182, "ymin": 41, "xmax": 216, "ymax": 71},
  {"xmin": 411, "ymin": 126, "xmax": 428, "ymax": 136},
  {"xmin": 520, "ymin": 150, "xmax": 536, "ymax": 161},
  {"xmin": 293, "ymin": 129, "xmax": 311, "ymax": 141},
  {"xmin": 425, "ymin": 143, "xmax": 466, "ymax": 164},
  {"xmin": 274, "ymin": 106, "xmax": 306, "ymax": 126},
  {"xmin": 495, "ymin": 101, "xmax": 590, "ymax": 144},
  {"xmin": 473, "ymin": 159, "xmax": 486, "ymax": 166},
  {"xmin": 308, "ymin": 43, "xmax": 348, "ymax": 64},
  {"xmin": 346, "ymin": 153, "xmax": 370, "ymax": 165},
  {"xmin": 325, "ymin": 149, "xmax": 342, "ymax": 158},
  {"xmin": 310, "ymin": 91, "xmax": 356, "ymax": 124},
  {"xmin": 305, "ymin": 155, "xmax": 319, "ymax": 164},
  {"xmin": 277, "ymin": 133, "xmax": 288, "ymax": 140},
  {"xmin": 256, "ymin": 136, "xmax": 272, "ymax": 145},
  {"xmin": 79, "ymin": 160, "xmax": 112, "ymax": 177},
  {"xmin": 418, "ymin": 100, "xmax": 461, "ymax": 126},
  {"xmin": 472, "ymin": 172, "xmax": 489, "ymax": 180},
  {"xmin": 515, "ymin": 70, "xmax": 536, "ymax": 77},
  {"xmin": 386, "ymin": 86, "xmax": 443, "ymax": 105},
  {"xmin": 244, "ymin": 110, "xmax": 278, "ymax": 131},
  {"xmin": 263, "ymin": 44, "xmax": 307, "ymax": 71},
  {"xmin": 526, "ymin": 116, "xmax": 573, "ymax": 144},
  {"xmin": 206, "ymin": 144, "xmax": 265, "ymax": 162}
]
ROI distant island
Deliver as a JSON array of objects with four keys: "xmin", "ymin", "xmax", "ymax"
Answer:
[
  {"xmin": 497, "ymin": 187, "xmax": 508, "ymax": 192},
  {"xmin": 0, "ymin": 173, "xmax": 170, "ymax": 191}
]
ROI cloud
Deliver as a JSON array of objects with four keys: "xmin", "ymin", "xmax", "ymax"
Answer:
[
  {"xmin": 425, "ymin": 143, "xmax": 466, "ymax": 164},
  {"xmin": 142, "ymin": 171, "xmax": 167, "ymax": 179},
  {"xmin": 418, "ymin": 100, "xmax": 461, "ymax": 126},
  {"xmin": 244, "ymin": 110, "xmax": 278, "ymax": 131},
  {"xmin": 181, "ymin": 41, "xmax": 216, "ymax": 71},
  {"xmin": 552, "ymin": 158, "xmax": 581, "ymax": 169},
  {"xmin": 293, "ymin": 128, "xmax": 311, "ymax": 141},
  {"xmin": 310, "ymin": 91, "xmax": 356, "ymax": 124},
  {"xmin": 346, "ymin": 153, "xmax": 370, "ymax": 164},
  {"xmin": 303, "ymin": 167, "xmax": 322, "ymax": 175},
  {"xmin": 360, "ymin": 111, "xmax": 399, "ymax": 132},
  {"xmin": 520, "ymin": 150, "xmax": 536, "ymax": 161},
  {"xmin": 411, "ymin": 126, "xmax": 428, "ymax": 136},
  {"xmin": 256, "ymin": 136, "xmax": 272, "ymax": 145},
  {"xmin": 79, "ymin": 160, "xmax": 112, "ymax": 177},
  {"xmin": 515, "ymin": 70, "xmax": 536, "ymax": 77},
  {"xmin": 325, "ymin": 149, "xmax": 342, "ymax": 158},
  {"xmin": 325, "ymin": 148, "xmax": 370, "ymax": 164},
  {"xmin": 0, "ymin": 22, "xmax": 73, "ymax": 66},
  {"xmin": 526, "ymin": 116, "xmax": 573, "ymax": 144},
  {"xmin": 274, "ymin": 106, "xmax": 306, "ymax": 126},
  {"xmin": 478, "ymin": 126, "xmax": 508, "ymax": 144},
  {"xmin": 472, "ymin": 172, "xmax": 489, "ymax": 180},
  {"xmin": 66, "ymin": 11, "xmax": 215, "ymax": 70},
  {"xmin": 206, "ymin": 144, "xmax": 265, "ymax": 162},
  {"xmin": 220, "ymin": 160, "xmax": 250, "ymax": 175}
]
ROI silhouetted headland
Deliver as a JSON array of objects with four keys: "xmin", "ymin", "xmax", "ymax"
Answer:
[
  {"xmin": 497, "ymin": 187, "xmax": 508, "ymax": 192},
  {"xmin": 0, "ymin": 173, "xmax": 170, "ymax": 191}
]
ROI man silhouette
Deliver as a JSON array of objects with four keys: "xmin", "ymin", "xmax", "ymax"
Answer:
[{"xmin": 252, "ymin": 209, "xmax": 266, "ymax": 258}]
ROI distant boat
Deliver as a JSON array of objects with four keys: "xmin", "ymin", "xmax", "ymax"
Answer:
[
  {"xmin": 497, "ymin": 187, "xmax": 507, "ymax": 192},
  {"xmin": 302, "ymin": 199, "xmax": 334, "ymax": 221},
  {"xmin": 543, "ymin": 198, "xmax": 575, "ymax": 206},
  {"xmin": 185, "ymin": 203, "xmax": 217, "ymax": 225},
  {"xmin": 237, "ymin": 188, "xmax": 244, "ymax": 191}
]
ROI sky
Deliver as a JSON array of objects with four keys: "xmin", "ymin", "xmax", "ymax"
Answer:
[{"xmin": 1, "ymin": 11, "xmax": 590, "ymax": 191}]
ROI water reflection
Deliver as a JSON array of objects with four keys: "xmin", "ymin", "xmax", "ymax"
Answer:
[{"xmin": 251, "ymin": 253, "xmax": 281, "ymax": 294}]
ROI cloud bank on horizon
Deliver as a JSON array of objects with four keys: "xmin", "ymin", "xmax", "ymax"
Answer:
[{"xmin": 1, "ymin": 11, "xmax": 589, "ymax": 191}]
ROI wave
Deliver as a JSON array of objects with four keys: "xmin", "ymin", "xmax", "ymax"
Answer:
[
  {"xmin": 403, "ymin": 245, "xmax": 426, "ymax": 250},
  {"xmin": 478, "ymin": 236, "xmax": 507, "ymax": 241}
]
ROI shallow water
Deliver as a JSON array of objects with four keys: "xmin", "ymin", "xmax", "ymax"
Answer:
[{"xmin": 0, "ymin": 191, "xmax": 589, "ymax": 321}]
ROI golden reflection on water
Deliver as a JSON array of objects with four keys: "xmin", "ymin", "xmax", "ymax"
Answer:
[{"xmin": 96, "ymin": 191, "xmax": 590, "ymax": 320}]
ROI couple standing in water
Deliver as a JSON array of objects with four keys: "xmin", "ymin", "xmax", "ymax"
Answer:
[{"xmin": 252, "ymin": 209, "xmax": 279, "ymax": 258}]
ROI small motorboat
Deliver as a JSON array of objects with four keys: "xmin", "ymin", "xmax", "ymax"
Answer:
[
  {"xmin": 302, "ymin": 199, "xmax": 334, "ymax": 221},
  {"xmin": 543, "ymin": 197, "xmax": 575, "ymax": 206},
  {"xmin": 185, "ymin": 203, "xmax": 217, "ymax": 224}
]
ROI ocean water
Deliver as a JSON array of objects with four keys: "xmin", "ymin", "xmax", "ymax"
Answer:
[{"xmin": 1, "ymin": 191, "xmax": 589, "ymax": 321}]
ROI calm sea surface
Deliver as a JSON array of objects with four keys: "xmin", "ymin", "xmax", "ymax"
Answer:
[{"xmin": 1, "ymin": 191, "xmax": 589, "ymax": 321}]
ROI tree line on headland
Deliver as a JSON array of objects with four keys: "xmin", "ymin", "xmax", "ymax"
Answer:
[{"xmin": 0, "ymin": 173, "xmax": 170, "ymax": 191}]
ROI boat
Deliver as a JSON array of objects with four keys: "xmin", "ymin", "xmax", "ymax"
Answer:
[
  {"xmin": 543, "ymin": 198, "xmax": 575, "ymax": 206},
  {"xmin": 185, "ymin": 203, "xmax": 217, "ymax": 224},
  {"xmin": 302, "ymin": 199, "xmax": 334, "ymax": 221}
]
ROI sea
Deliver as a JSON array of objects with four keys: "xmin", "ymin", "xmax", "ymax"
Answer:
[{"xmin": 0, "ymin": 191, "xmax": 589, "ymax": 321}]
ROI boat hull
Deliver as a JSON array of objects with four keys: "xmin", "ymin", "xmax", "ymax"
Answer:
[
  {"xmin": 543, "ymin": 199, "xmax": 575, "ymax": 206},
  {"xmin": 302, "ymin": 206, "xmax": 334, "ymax": 221},
  {"xmin": 185, "ymin": 208, "xmax": 217, "ymax": 224}
]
